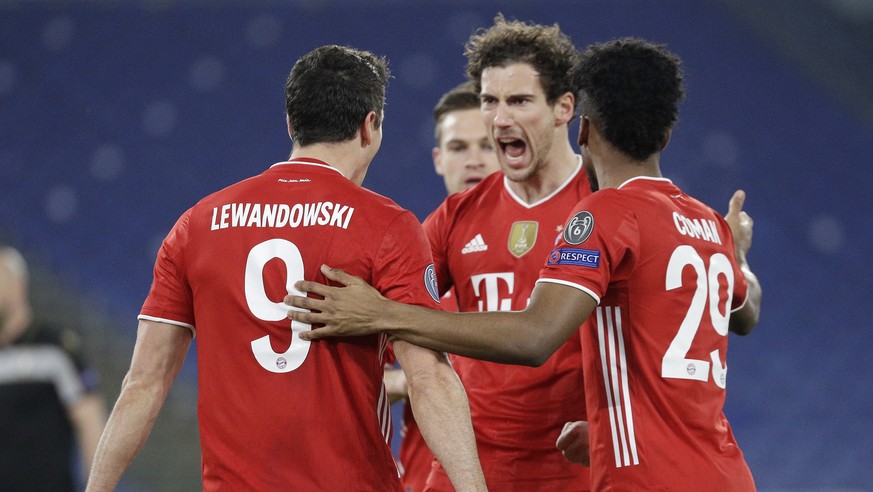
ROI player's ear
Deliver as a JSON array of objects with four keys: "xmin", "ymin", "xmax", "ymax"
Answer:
[
  {"xmin": 661, "ymin": 129, "xmax": 672, "ymax": 151},
  {"xmin": 432, "ymin": 147, "xmax": 445, "ymax": 176},
  {"xmin": 578, "ymin": 117, "xmax": 590, "ymax": 147},
  {"xmin": 554, "ymin": 91, "xmax": 575, "ymax": 126},
  {"xmin": 286, "ymin": 114, "xmax": 293, "ymax": 139},
  {"xmin": 359, "ymin": 111, "xmax": 377, "ymax": 147}
]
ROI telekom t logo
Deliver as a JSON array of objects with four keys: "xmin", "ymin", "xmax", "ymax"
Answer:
[{"xmin": 470, "ymin": 272, "xmax": 515, "ymax": 312}]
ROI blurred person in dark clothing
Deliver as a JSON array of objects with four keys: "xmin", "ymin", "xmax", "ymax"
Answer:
[{"xmin": 0, "ymin": 246, "xmax": 107, "ymax": 491}]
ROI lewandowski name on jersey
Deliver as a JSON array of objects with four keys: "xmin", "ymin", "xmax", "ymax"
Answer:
[{"xmin": 210, "ymin": 202, "xmax": 355, "ymax": 231}]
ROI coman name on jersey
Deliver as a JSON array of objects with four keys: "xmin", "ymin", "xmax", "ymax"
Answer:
[{"xmin": 210, "ymin": 202, "xmax": 355, "ymax": 231}]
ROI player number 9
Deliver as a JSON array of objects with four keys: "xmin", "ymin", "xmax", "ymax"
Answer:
[{"xmin": 244, "ymin": 238, "xmax": 312, "ymax": 373}]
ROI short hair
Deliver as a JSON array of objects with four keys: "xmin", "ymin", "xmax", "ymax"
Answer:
[
  {"xmin": 464, "ymin": 14, "xmax": 580, "ymax": 108},
  {"xmin": 285, "ymin": 45, "xmax": 390, "ymax": 147},
  {"xmin": 574, "ymin": 38, "xmax": 685, "ymax": 161},
  {"xmin": 433, "ymin": 80, "xmax": 480, "ymax": 143}
]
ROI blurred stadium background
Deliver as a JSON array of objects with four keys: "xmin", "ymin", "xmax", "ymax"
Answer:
[{"xmin": 1, "ymin": 0, "xmax": 871, "ymax": 490}]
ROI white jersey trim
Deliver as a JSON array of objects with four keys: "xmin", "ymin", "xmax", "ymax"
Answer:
[
  {"xmin": 137, "ymin": 314, "xmax": 196, "ymax": 338},
  {"xmin": 377, "ymin": 333, "xmax": 393, "ymax": 447},
  {"xmin": 503, "ymin": 155, "xmax": 583, "ymax": 209},
  {"xmin": 617, "ymin": 175, "xmax": 673, "ymax": 189},
  {"xmin": 535, "ymin": 277, "xmax": 601, "ymax": 304},
  {"xmin": 270, "ymin": 160, "xmax": 346, "ymax": 177},
  {"xmin": 596, "ymin": 305, "xmax": 639, "ymax": 469},
  {"xmin": 730, "ymin": 286, "xmax": 750, "ymax": 313}
]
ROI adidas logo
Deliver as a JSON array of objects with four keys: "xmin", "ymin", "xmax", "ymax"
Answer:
[{"xmin": 461, "ymin": 234, "xmax": 488, "ymax": 254}]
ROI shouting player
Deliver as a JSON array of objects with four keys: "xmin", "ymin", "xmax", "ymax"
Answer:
[
  {"xmin": 287, "ymin": 38, "xmax": 762, "ymax": 491},
  {"xmin": 396, "ymin": 15, "xmax": 591, "ymax": 491}
]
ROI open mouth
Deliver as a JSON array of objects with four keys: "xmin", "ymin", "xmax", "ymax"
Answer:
[{"xmin": 498, "ymin": 138, "xmax": 527, "ymax": 165}]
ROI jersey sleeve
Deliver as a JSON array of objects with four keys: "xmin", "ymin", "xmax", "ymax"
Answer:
[
  {"xmin": 718, "ymin": 215, "xmax": 750, "ymax": 312},
  {"xmin": 373, "ymin": 210, "xmax": 443, "ymax": 310},
  {"xmin": 537, "ymin": 192, "xmax": 639, "ymax": 303},
  {"xmin": 422, "ymin": 200, "xmax": 453, "ymax": 296},
  {"xmin": 139, "ymin": 208, "xmax": 196, "ymax": 333}
]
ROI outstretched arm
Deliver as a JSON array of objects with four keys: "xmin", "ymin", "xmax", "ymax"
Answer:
[
  {"xmin": 393, "ymin": 340, "xmax": 485, "ymax": 491},
  {"xmin": 86, "ymin": 320, "xmax": 192, "ymax": 491},
  {"xmin": 287, "ymin": 265, "xmax": 595, "ymax": 366},
  {"xmin": 724, "ymin": 190, "xmax": 762, "ymax": 335}
]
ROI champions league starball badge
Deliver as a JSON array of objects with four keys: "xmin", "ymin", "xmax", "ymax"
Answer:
[{"xmin": 563, "ymin": 211, "xmax": 595, "ymax": 245}]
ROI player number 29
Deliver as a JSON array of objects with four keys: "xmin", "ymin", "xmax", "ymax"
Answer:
[
  {"xmin": 662, "ymin": 245, "xmax": 733, "ymax": 388},
  {"xmin": 244, "ymin": 238, "xmax": 312, "ymax": 373}
]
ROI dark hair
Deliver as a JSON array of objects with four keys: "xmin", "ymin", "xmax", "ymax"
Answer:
[
  {"xmin": 464, "ymin": 14, "xmax": 580, "ymax": 108},
  {"xmin": 432, "ymin": 80, "xmax": 480, "ymax": 143},
  {"xmin": 575, "ymin": 38, "xmax": 685, "ymax": 161},
  {"xmin": 285, "ymin": 45, "xmax": 390, "ymax": 146}
]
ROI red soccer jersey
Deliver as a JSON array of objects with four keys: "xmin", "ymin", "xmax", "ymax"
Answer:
[
  {"xmin": 538, "ymin": 177, "xmax": 754, "ymax": 491},
  {"xmin": 139, "ymin": 159, "xmax": 442, "ymax": 492},
  {"xmin": 424, "ymin": 160, "xmax": 591, "ymax": 491}
]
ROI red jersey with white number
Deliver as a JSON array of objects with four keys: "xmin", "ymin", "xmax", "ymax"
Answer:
[
  {"xmin": 139, "ymin": 159, "xmax": 442, "ymax": 492},
  {"xmin": 538, "ymin": 177, "xmax": 754, "ymax": 491},
  {"xmin": 423, "ymin": 161, "xmax": 591, "ymax": 491}
]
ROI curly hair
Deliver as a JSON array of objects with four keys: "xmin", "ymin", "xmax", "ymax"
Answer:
[
  {"xmin": 465, "ymin": 14, "xmax": 580, "ymax": 108},
  {"xmin": 574, "ymin": 38, "xmax": 685, "ymax": 161},
  {"xmin": 285, "ymin": 45, "xmax": 390, "ymax": 147}
]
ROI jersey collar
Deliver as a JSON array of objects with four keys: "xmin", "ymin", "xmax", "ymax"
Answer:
[
  {"xmin": 503, "ymin": 154, "xmax": 583, "ymax": 209},
  {"xmin": 270, "ymin": 158, "xmax": 346, "ymax": 178},
  {"xmin": 617, "ymin": 175, "xmax": 673, "ymax": 190}
]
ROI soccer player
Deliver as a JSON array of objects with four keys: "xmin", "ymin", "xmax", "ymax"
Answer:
[
  {"xmin": 86, "ymin": 45, "xmax": 485, "ymax": 492},
  {"xmin": 385, "ymin": 80, "xmax": 500, "ymax": 492},
  {"xmin": 287, "ymin": 38, "xmax": 763, "ymax": 491},
  {"xmin": 430, "ymin": 80, "xmax": 501, "ymax": 199},
  {"xmin": 0, "ymin": 246, "xmax": 107, "ymax": 491},
  {"xmin": 396, "ymin": 15, "xmax": 592, "ymax": 491}
]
